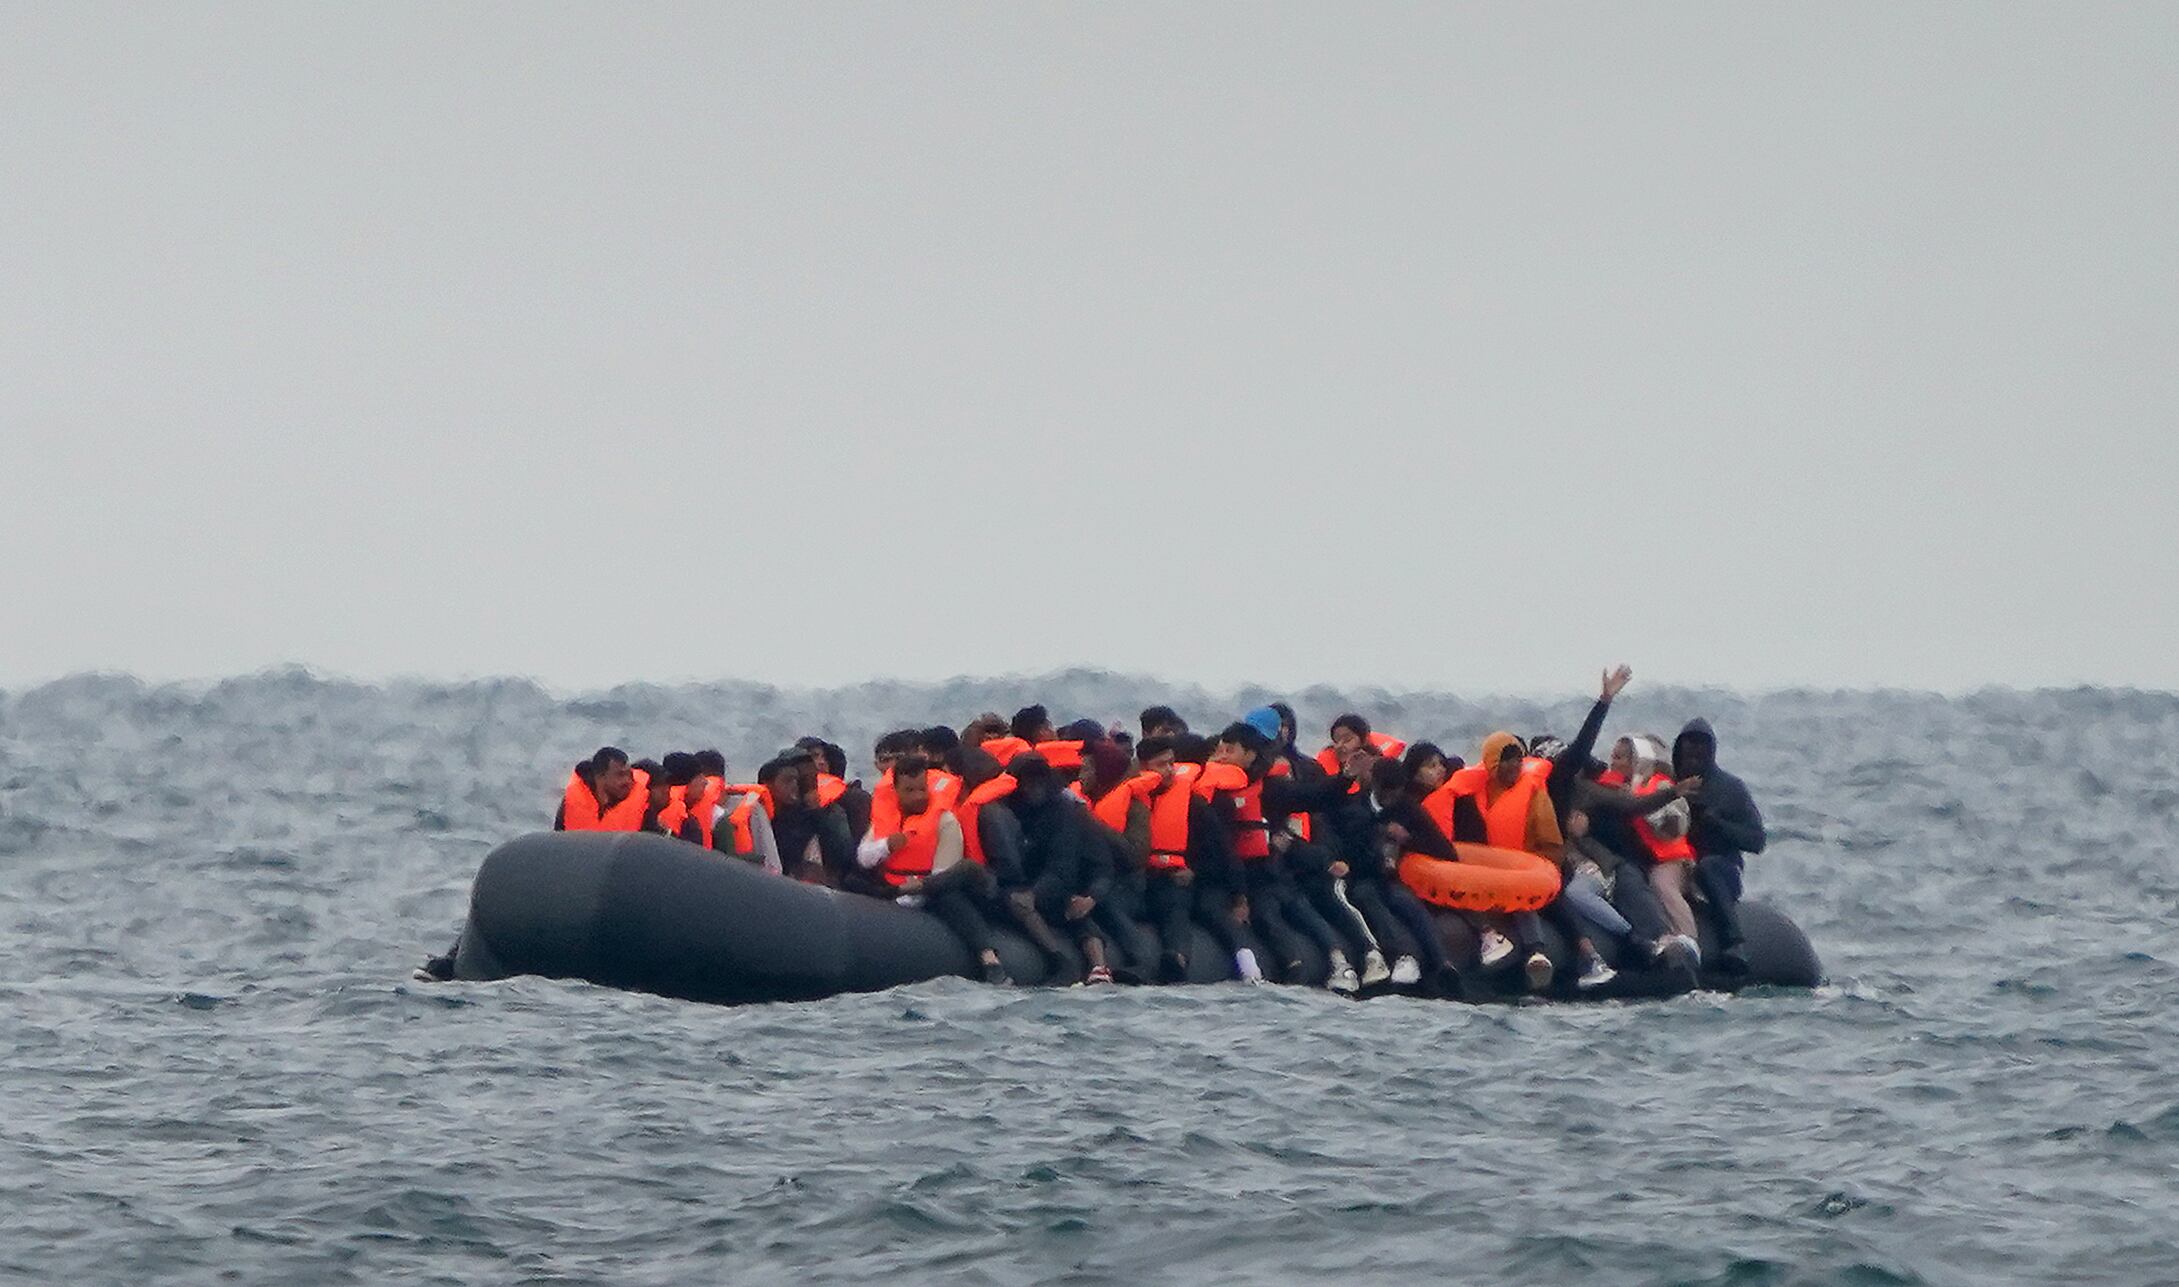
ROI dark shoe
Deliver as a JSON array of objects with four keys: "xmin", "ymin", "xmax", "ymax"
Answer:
[
  {"xmin": 411, "ymin": 955, "xmax": 454, "ymax": 983},
  {"xmin": 1431, "ymin": 964, "xmax": 1465, "ymax": 999},
  {"xmin": 1716, "ymin": 943, "xmax": 1751, "ymax": 976},
  {"xmin": 1160, "ymin": 952, "xmax": 1189, "ymax": 984},
  {"xmin": 982, "ymin": 959, "xmax": 1013, "ymax": 986}
]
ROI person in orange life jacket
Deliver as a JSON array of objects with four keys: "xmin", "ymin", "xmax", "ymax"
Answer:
[
  {"xmin": 1005, "ymin": 752, "xmax": 1116, "ymax": 985},
  {"xmin": 960, "ymin": 712, "xmax": 1009, "ymax": 753},
  {"xmin": 1257, "ymin": 708, "xmax": 1393, "ymax": 992},
  {"xmin": 1212, "ymin": 716, "xmax": 1360, "ymax": 992},
  {"xmin": 1602, "ymin": 735, "xmax": 1703, "ymax": 946},
  {"xmin": 872, "ymin": 729, "xmax": 919, "ymax": 778},
  {"xmin": 794, "ymin": 737, "xmax": 870, "ymax": 840},
  {"xmin": 1673, "ymin": 718, "xmax": 1765, "ymax": 974},
  {"xmin": 1134, "ymin": 735, "xmax": 1263, "ymax": 982},
  {"xmin": 1461, "ymin": 731, "xmax": 1566, "ymax": 991},
  {"xmin": 766, "ymin": 749, "xmax": 858, "ymax": 889},
  {"xmin": 709, "ymin": 778, "xmax": 784, "ymax": 875},
  {"xmin": 1173, "ymin": 732, "xmax": 1271, "ymax": 983},
  {"xmin": 653, "ymin": 752, "xmax": 702, "ymax": 840},
  {"xmin": 1555, "ymin": 743, "xmax": 1695, "ymax": 962},
  {"xmin": 853, "ymin": 754, "xmax": 1011, "ymax": 985},
  {"xmin": 1074, "ymin": 737, "xmax": 1163, "ymax": 980},
  {"xmin": 951, "ymin": 748, "xmax": 1076, "ymax": 972},
  {"xmin": 629, "ymin": 759, "xmax": 676, "ymax": 833},
  {"xmin": 1139, "ymin": 705, "xmax": 1188, "ymax": 741},
  {"xmin": 1318, "ymin": 713, "xmax": 1407, "ymax": 778},
  {"xmin": 1322, "ymin": 752, "xmax": 1461, "ymax": 993},
  {"xmin": 552, "ymin": 746, "xmax": 648, "ymax": 831}
]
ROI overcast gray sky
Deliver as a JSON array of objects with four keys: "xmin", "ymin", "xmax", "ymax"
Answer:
[{"xmin": 3, "ymin": 4, "xmax": 2173, "ymax": 695}]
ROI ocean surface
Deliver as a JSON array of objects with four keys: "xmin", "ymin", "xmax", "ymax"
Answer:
[{"xmin": 2, "ymin": 669, "xmax": 2174, "ymax": 1286}]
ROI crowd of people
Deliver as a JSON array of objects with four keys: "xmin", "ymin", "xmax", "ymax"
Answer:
[{"xmin": 415, "ymin": 667, "xmax": 1767, "ymax": 996}]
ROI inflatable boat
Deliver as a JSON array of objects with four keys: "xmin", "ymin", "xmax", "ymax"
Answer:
[{"xmin": 445, "ymin": 831, "xmax": 1822, "ymax": 1005}]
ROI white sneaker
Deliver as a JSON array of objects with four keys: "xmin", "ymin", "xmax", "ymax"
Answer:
[
  {"xmin": 1390, "ymin": 955, "xmax": 1422, "ymax": 986},
  {"xmin": 1234, "ymin": 948, "xmax": 1265, "ymax": 984},
  {"xmin": 1360, "ymin": 950, "xmax": 1392, "ymax": 987},
  {"xmin": 1577, "ymin": 956, "xmax": 1617, "ymax": 990},
  {"xmin": 1326, "ymin": 951, "xmax": 1360, "ymax": 995},
  {"xmin": 1672, "ymin": 934, "xmax": 1702, "ymax": 966},
  {"xmin": 1523, "ymin": 951, "xmax": 1554, "ymax": 991},
  {"xmin": 1478, "ymin": 929, "xmax": 1515, "ymax": 967}
]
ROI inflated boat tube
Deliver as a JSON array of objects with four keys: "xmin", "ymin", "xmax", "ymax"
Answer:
[
  {"xmin": 1399, "ymin": 844, "xmax": 1563, "ymax": 914},
  {"xmin": 447, "ymin": 831, "xmax": 1819, "ymax": 1005}
]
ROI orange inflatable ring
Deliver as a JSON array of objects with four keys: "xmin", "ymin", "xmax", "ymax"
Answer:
[{"xmin": 1398, "ymin": 844, "xmax": 1562, "ymax": 914}]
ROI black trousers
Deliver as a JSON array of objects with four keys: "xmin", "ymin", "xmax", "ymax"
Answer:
[{"xmin": 1694, "ymin": 852, "xmax": 1747, "ymax": 946}]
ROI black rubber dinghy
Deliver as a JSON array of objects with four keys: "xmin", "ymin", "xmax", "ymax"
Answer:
[{"xmin": 450, "ymin": 832, "xmax": 1821, "ymax": 1005}]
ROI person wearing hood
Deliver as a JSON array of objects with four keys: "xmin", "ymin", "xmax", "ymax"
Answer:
[
  {"xmin": 1204, "ymin": 715, "xmax": 1357, "ymax": 992},
  {"xmin": 1674, "ymin": 717, "xmax": 1766, "ymax": 972},
  {"xmin": 1004, "ymin": 752, "xmax": 1116, "ymax": 985}
]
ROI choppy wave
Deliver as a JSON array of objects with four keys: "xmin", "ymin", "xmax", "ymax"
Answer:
[{"xmin": 2, "ymin": 669, "xmax": 2176, "ymax": 1284}]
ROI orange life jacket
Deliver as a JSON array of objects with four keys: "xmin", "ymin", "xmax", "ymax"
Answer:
[
  {"xmin": 1314, "ymin": 733, "xmax": 1407, "ymax": 793},
  {"xmin": 873, "ymin": 798, "xmax": 946, "ymax": 887},
  {"xmin": 1597, "ymin": 770, "xmax": 1695, "ymax": 861},
  {"xmin": 977, "ymin": 736, "xmax": 1032, "ymax": 766},
  {"xmin": 1145, "ymin": 763, "xmax": 1202, "ymax": 870},
  {"xmin": 1192, "ymin": 760, "xmax": 1270, "ymax": 860},
  {"xmin": 715, "ymin": 783, "xmax": 773, "ymax": 855},
  {"xmin": 657, "ymin": 784, "xmax": 689, "ymax": 838},
  {"xmin": 869, "ymin": 768, "xmax": 961, "ymax": 836},
  {"xmin": 560, "ymin": 768, "xmax": 650, "ymax": 832},
  {"xmin": 1035, "ymin": 739, "xmax": 1084, "ymax": 770},
  {"xmin": 1079, "ymin": 772, "xmax": 1160, "ymax": 833},
  {"xmin": 1446, "ymin": 757, "xmax": 1554, "ymax": 853},
  {"xmin": 955, "ymin": 774, "xmax": 1018, "ymax": 866},
  {"xmin": 677, "ymin": 777, "xmax": 727, "ymax": 848},
  {"xmin": 815, "ymin": 773, "xmax": 849, "ymax": 808}
]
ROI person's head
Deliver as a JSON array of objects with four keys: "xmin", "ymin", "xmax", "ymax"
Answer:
[
  {"xmin": 1329, "ymin": 713, "xmax": 1372, "ymax": 757},
  {"xmin": 1009, "ymin": 751, "xmax": 1059, "ymax": 806},
  {"xmin": 961, "ymin": 712, "xmax": 1008, "ymax": 748},
  {"xmin": 1482, "ymin": 732, "xmax": 1526, "ymax": 789},
  {"xmin": 589, "ymin": 746, "xmax": 634, "ymax": 807},
  {"xmin": 660, "ymin": 751, "xmax": 699, "ymax": 788},
  {"xmin": 920, "ymin": 725, "xmax": 961, "ymax": 767},
  {"xmin": 793, "ymin": 737, "xmax": 846, "ymax": 779},
  {"xmin": 873, "ymin": 729, "xmax": 918, "ymax": 775},
  {"xmin": 632, "ymin": 759, "xmax": 670, "ymax": 808},
  {"xmin": 1242, "ymin": 706, "xmax": 1282, "ymax": 747},
  {"xmin": 1608, "ymin": 736, "xmax": 1635, "ymax": 779},
  {"xmin": 1369, "ymin": 756, "xmax": 1409, "ymax": 806},
  {"xmin": 1058, "ymin": 717, "xmax": 1105, "ymax": 745},
  {"xmin": 1082, "ymin": 738, "xmax": 1132, "ymax": 795},
  {"xmin": 1402, "ymin": 741, "xmax": 1451, "ymax": 793},
  {"xmin": 1172, "ymin": 732, "xmax": 1213, "ymax": 766},
  {"xmin": 1010, "ymin": 704, "xmax": 1054, "ymax": 744},
  {"xmin": 1139, "ymin": 705, "xmax": 1186, "ymax": 740},
  {"xmin": 1631, "ymin": 735, "xmax": 1672, "ymax": 782},
  {"xmin": 1676, "ymin": 720, "xmax": 1718, "ymax": 776},
  {"xmin": 1527, "ymin": 734, "xmax": 1567, "ymax": 765},
  {"xmin": 893, "ymin": 753, "xmax": 933, "ymax": 815},
  {"xmin": 1214, "ymin": 721, "xmax": 1269, "ymax": 771},
  {"xmin": 758, "ymin": 755, "xmax": 808, "ymax": 807},
  {"xmin": 1268, "ymin": 701, "xmax": 1299, "ymax": 749},
  {"xmin": 694, "ymin": 748, "xmax": 728, "ymax": 780},
  {"xmin": 957, "ymin": 747, "xmax": 1005, "ymax": 792},
  {"xmin": 1135, "ymin": 734, "xmax": 1177, "ymax": 784}
]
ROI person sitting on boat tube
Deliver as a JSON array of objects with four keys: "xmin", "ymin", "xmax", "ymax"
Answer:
[
  {"xmin": 1674, "ymin": 718, "xmax": 1766, "ymax": 975},
  {"xmin": 1598, "ymin": 735, "xmax": 1704, "ymax": 950},
  {"xmin": 1005, "ymin": 752, "xmax": 1118, "ymax": 985},
  {"xmin": 552, "ymin": 746, "xmax": 648, "ymax": 832},
  {"xmin": 853, "ymin": 754, "xmax": 1011, "ymax": 985},
  {"xmin": 1451, "ymin": 732, "xmax": 1567, "ymax": 992},
  {"xmin": 1324, "ymin": 753, "xmax": 1458, "ymax": 994}
]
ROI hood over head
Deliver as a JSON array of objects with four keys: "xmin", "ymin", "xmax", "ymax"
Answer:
[
  {"xmin": 1479, "ymin": 731, "xmax": 1525, "ymax": 769},
  {"xmin": 1674, "ymin": 718, "xmax": 1717, "ymax": 776}
]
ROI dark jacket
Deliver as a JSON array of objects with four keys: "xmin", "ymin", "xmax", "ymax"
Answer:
[
  {"xmin": 1013, "ymin": 792, "xmax": 1111, "ymax": 904},
  {"xmin": 775, "ymin": 801, "xmax": 857, "ymax": 888},
  {"xmin": 1326, "ymin": 790, "xmax": 1456, "ymax": 878},
  {"xmin": 1673, "ymin": 718, "xmax": 1766, "ymax": 859},
  {"xmin": 1546, "ymin": 697, "xmax": 1614, "ymax": 821},
  {"xmin": 974, "ymin": 801, "xmax": 1030, "ymax": 889}
]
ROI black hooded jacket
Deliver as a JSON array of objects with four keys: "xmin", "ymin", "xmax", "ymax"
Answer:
[{"xmin": 1673, "ymin": 718, "xmax": 1766, "ymax": 859}]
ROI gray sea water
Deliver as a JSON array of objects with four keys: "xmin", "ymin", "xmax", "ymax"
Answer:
[{"xmin": 2, "ymin": 670, "xmax": 2174, "ymax": 1285}]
